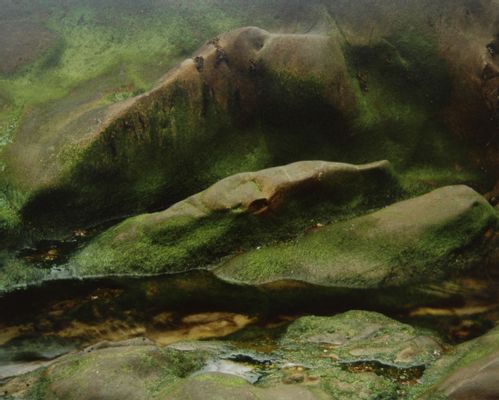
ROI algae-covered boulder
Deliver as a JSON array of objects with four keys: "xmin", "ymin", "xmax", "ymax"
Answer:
[
  {"xmin": 215, "ymin": 185, "xmax": 498, "ymax": 288},
  {"xmin": 279, "ymin": 311, "xmax": 443, "ymax": 368},
  {"xmin": 6, "ymin": 26, "xmax": 355, "ymax": 237},
  {"xmin": 262, "ymin": 310, "xmax": 445, "ymax": 399},
  {"xmin": 71, "ymin": 160, "xmax": 397, "ymax": 276},
  {"xmin": 0, "ymin": 341, "xmax": 210, "ymax": 400}
]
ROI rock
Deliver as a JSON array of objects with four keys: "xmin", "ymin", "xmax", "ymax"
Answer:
[
  {"xmin": 5, "ymin": 27, "xmax": 354, "ymax": 238},
  {"xmin": 166, "ymin": 373, "xmax": 327, "ymax": 400},
  {"xmin": 0, "ymin": 311, "xmax": 448, "ymax": 400},
  {"xmin": 0, "ymin": 344, "xmax": 211, "ymax": 400},
  {"xmin": 70, "ymin": 159, "xmax": 397, "ymax": 277},
  {"xmin": 409, "ymin": 326, "xmax": 499, "ymax": 399},
  {"xmin": 215, "ymin": 185, "xmax": 498, "ymax": 290},
  {"xmin": 2, "ymin": 10, "xmax": 496, "ymax": 243},
  {"xmin": 0, "ymin": 19, "xmax": 58, "ymax": 75},
  {"xmin": 279, "ymin": 311, "xmax": 443, "ymax": 369}
]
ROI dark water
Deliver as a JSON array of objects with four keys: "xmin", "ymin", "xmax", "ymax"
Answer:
[{"xmin": 0, "ymin": 265, "xmax": 497, "ymax": 380}]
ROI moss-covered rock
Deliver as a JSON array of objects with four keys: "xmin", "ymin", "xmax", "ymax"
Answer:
[
  {"xmin": 262, "ymin": 310, "xmax": 446, "ymax": 399},
  {"xmin": 0, "ymin": 311, "xmax": 455, "ymax": 400},
  {"xmin": 9, "ymin": 26, "xmax": 354, "ymax": 237},
  {"xmin": 215, "ymin": 185, "xmax": 498, "ymax": 288},
  {"xmin": 167, "ymin": 372, "xmax": 330, "ymax": 400},
  {"xmin": 2, "ymin": 13, "xmax": 494, "ymax": 243},
  {"xmin": 71, "ymin": 160, "xmax": 398, "ymax": 276},
  {"xmin": 408, "ymin": 325, "xmax": 499, "ymax": 399},
  {"xmin": 1, "ymin": 341, "xmax": 211, "ymax": 400},
  {"xmin": 279, "ymin": 311, "xmax": 443, "ymax": 368}
]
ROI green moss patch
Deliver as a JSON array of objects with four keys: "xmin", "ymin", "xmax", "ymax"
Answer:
[{"xmin": 215, "ymin": 185, "xmax": 498, "ymax": 289}]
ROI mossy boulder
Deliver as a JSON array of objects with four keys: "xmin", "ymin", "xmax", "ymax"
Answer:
[
  {"xmin": 71, "ymin": 160, "xmax": 398, "ymax": 276},
  {"xmin": 6, "ymin": 26, "xmax": 355, "ymax": 238},
  {"xmin": 279, "ymin": 311, "xmax": 443, "ymax": 369},
  {"xmin": 1, "ymin": 14, "xmax": 494, "ymax": 244},
  {"xmin": 1, "ymin": 340, "xmax": 210, "ymax": 400},
  {"xmin": 260, "ymin": 310, "xmax": 445, "ymax": 399},
  {"xmin": 215, "ymin": 185, "xmax": 498, "ymax": 289}
]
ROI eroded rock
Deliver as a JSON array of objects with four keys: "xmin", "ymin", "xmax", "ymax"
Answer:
[
  {"xmin": 215, "ymin": 185, "xmax": 498, "ymax": 290},
  {"xmin": 410, "ymin": 325, "xmax": 499, "ymax": 399},
  {"xmin": 0, "ymin": 311, "xmax": 449, "ymax": 400},
  {"xmin": 70, "ymin": 160, "xmax": 397, "ymax": 276}
]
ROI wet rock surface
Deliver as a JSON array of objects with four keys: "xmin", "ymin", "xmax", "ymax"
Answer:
[
  {"xmin": 0, "ymin": 312, "xmax": 434, "ymax": 399},
  {"xmin": 2, "ymin": 311, "xmax": 497, "ymax": 400},
  {"xmin": 71, "ymin": 159, "xmax": 397, "ymax": 277},
  {"xmin": 0, "ymin": 3, "xmax": 498, "ymax": 399},
  {"xmin": 216, "ymin": 185, "xmax": 498, "ymax": 289},
  {"xmin": 1, "ymin": 8, "xmax": 497, "ymax": 243},
  {"xmin": 410, "ymin": 325, "xmax": 499, "ymax": 399}
]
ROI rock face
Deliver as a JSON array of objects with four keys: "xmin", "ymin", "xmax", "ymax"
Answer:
[
  {"xmin": 215, "ymin": 185, "xmax": 498, "ymax": 288},
  {"xmin": 410, "ymin": 325, "xmax": 499, "ymax": 400},
  {"xmin": 71, "ymin": 160, "xmax": 397, "ymax": 276},
  {"xmin": 0, "ymin": 311, "xmax": 447, "ymax": 400},
  {"xmin": 0, "ymin": 4, "xmax": 497, "ymax": 399},
  {"xmin": 3, "ymin": 311, "xmax": 498, "ymax": 400},
  {"xmin": 1, "ymin": 4, "xmax": 497, "ymax": 242},
  {"xmin": 6, "ymin": 27, "xmax": 355, "ymax": 235},
  {"xmin": 2, "ymin": 165, "xmax": 496, "ymax": 296}
]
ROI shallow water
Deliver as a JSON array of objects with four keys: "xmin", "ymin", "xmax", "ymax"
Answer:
[{"xmin": 0, "ymin": 266, "xmax": 497, "ymax": 380}]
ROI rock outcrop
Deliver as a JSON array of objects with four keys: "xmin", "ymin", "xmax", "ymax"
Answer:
[
  {"xmin": 215, "ymin": 185, "xmax": 498, "ymax": 288},
  {"xmin": 71, "ymin": 160, "xmax": 397, "ymax": 276},
  {"xmin": 2, "ymin": 5, "xmax": 497, "ymax": 242},
  {"xmin": 0, "ymin": 311, "xmax": 447, "ymax": 400}
]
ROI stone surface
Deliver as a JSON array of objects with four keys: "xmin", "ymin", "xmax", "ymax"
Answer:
[
  {"xmin": 2, "ymin": 5, "xmax": 497, "ymax": 243},
  {"xmin": 71, "ymin": 159, "xmax": 397, "ymax": 276},
  {"xmin": 5, "ymin": 26, "xmax": 354, "ymax": 237},
  {"xmin": 279, "ymin": 311, "xmax": 443, "ymax": 368},
  {"xmin": 410, "ymin": 325, "xmax": 499, "ymax": 400},
  {"xmin": 0, "ymin": 311, "xmax": 449, "ymax": 400},
  {"xmin": 215, "ymin": 185, "xmax": 498, "ymax": 289}
]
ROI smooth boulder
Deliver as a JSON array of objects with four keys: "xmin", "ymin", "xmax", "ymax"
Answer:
[
  {"xmin": 71, "ymin": 160, "xmax": 397, "ymax": 276},
  {"xmin": 215, "ymin": 185, "xmax": 498, "ymax": 288}
]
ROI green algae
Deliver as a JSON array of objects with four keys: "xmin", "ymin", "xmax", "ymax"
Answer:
[
  {"xmin": 337, "ymin": 29, "xmax": 490, "ymax": 204},
  {"xmin": 2, "ymin": 21, "xmax": 489, "ymax": 244},
  {"xmin": 72, "ymin": 162, "xmax": 399, "ymax": 278},
  {"xmin": 215, "ymin": 186, "xmax": 498, "ymax": 289}
]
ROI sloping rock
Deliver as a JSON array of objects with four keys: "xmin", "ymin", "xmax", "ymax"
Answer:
[
  {"xmin": 409, "ymin": 325, "xmax": 499, "ymax": 399},
  {"xmin": 70, "ymin": 160, "xmax": 397, "ymax": 276},
  {"xmin": 7, "ymin": 26, "xmax": 354, "ymax": 236},
  {"xmin": 3, "ymin": 9, "xmax": 495, "ymax": 242},
  {"xmin": 215, "ymin": 185, "xmax": 498, "ymax": 288},
  {"xmin": 0, "ymin": 343, "xmax": 210, "ymax": 400}
]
